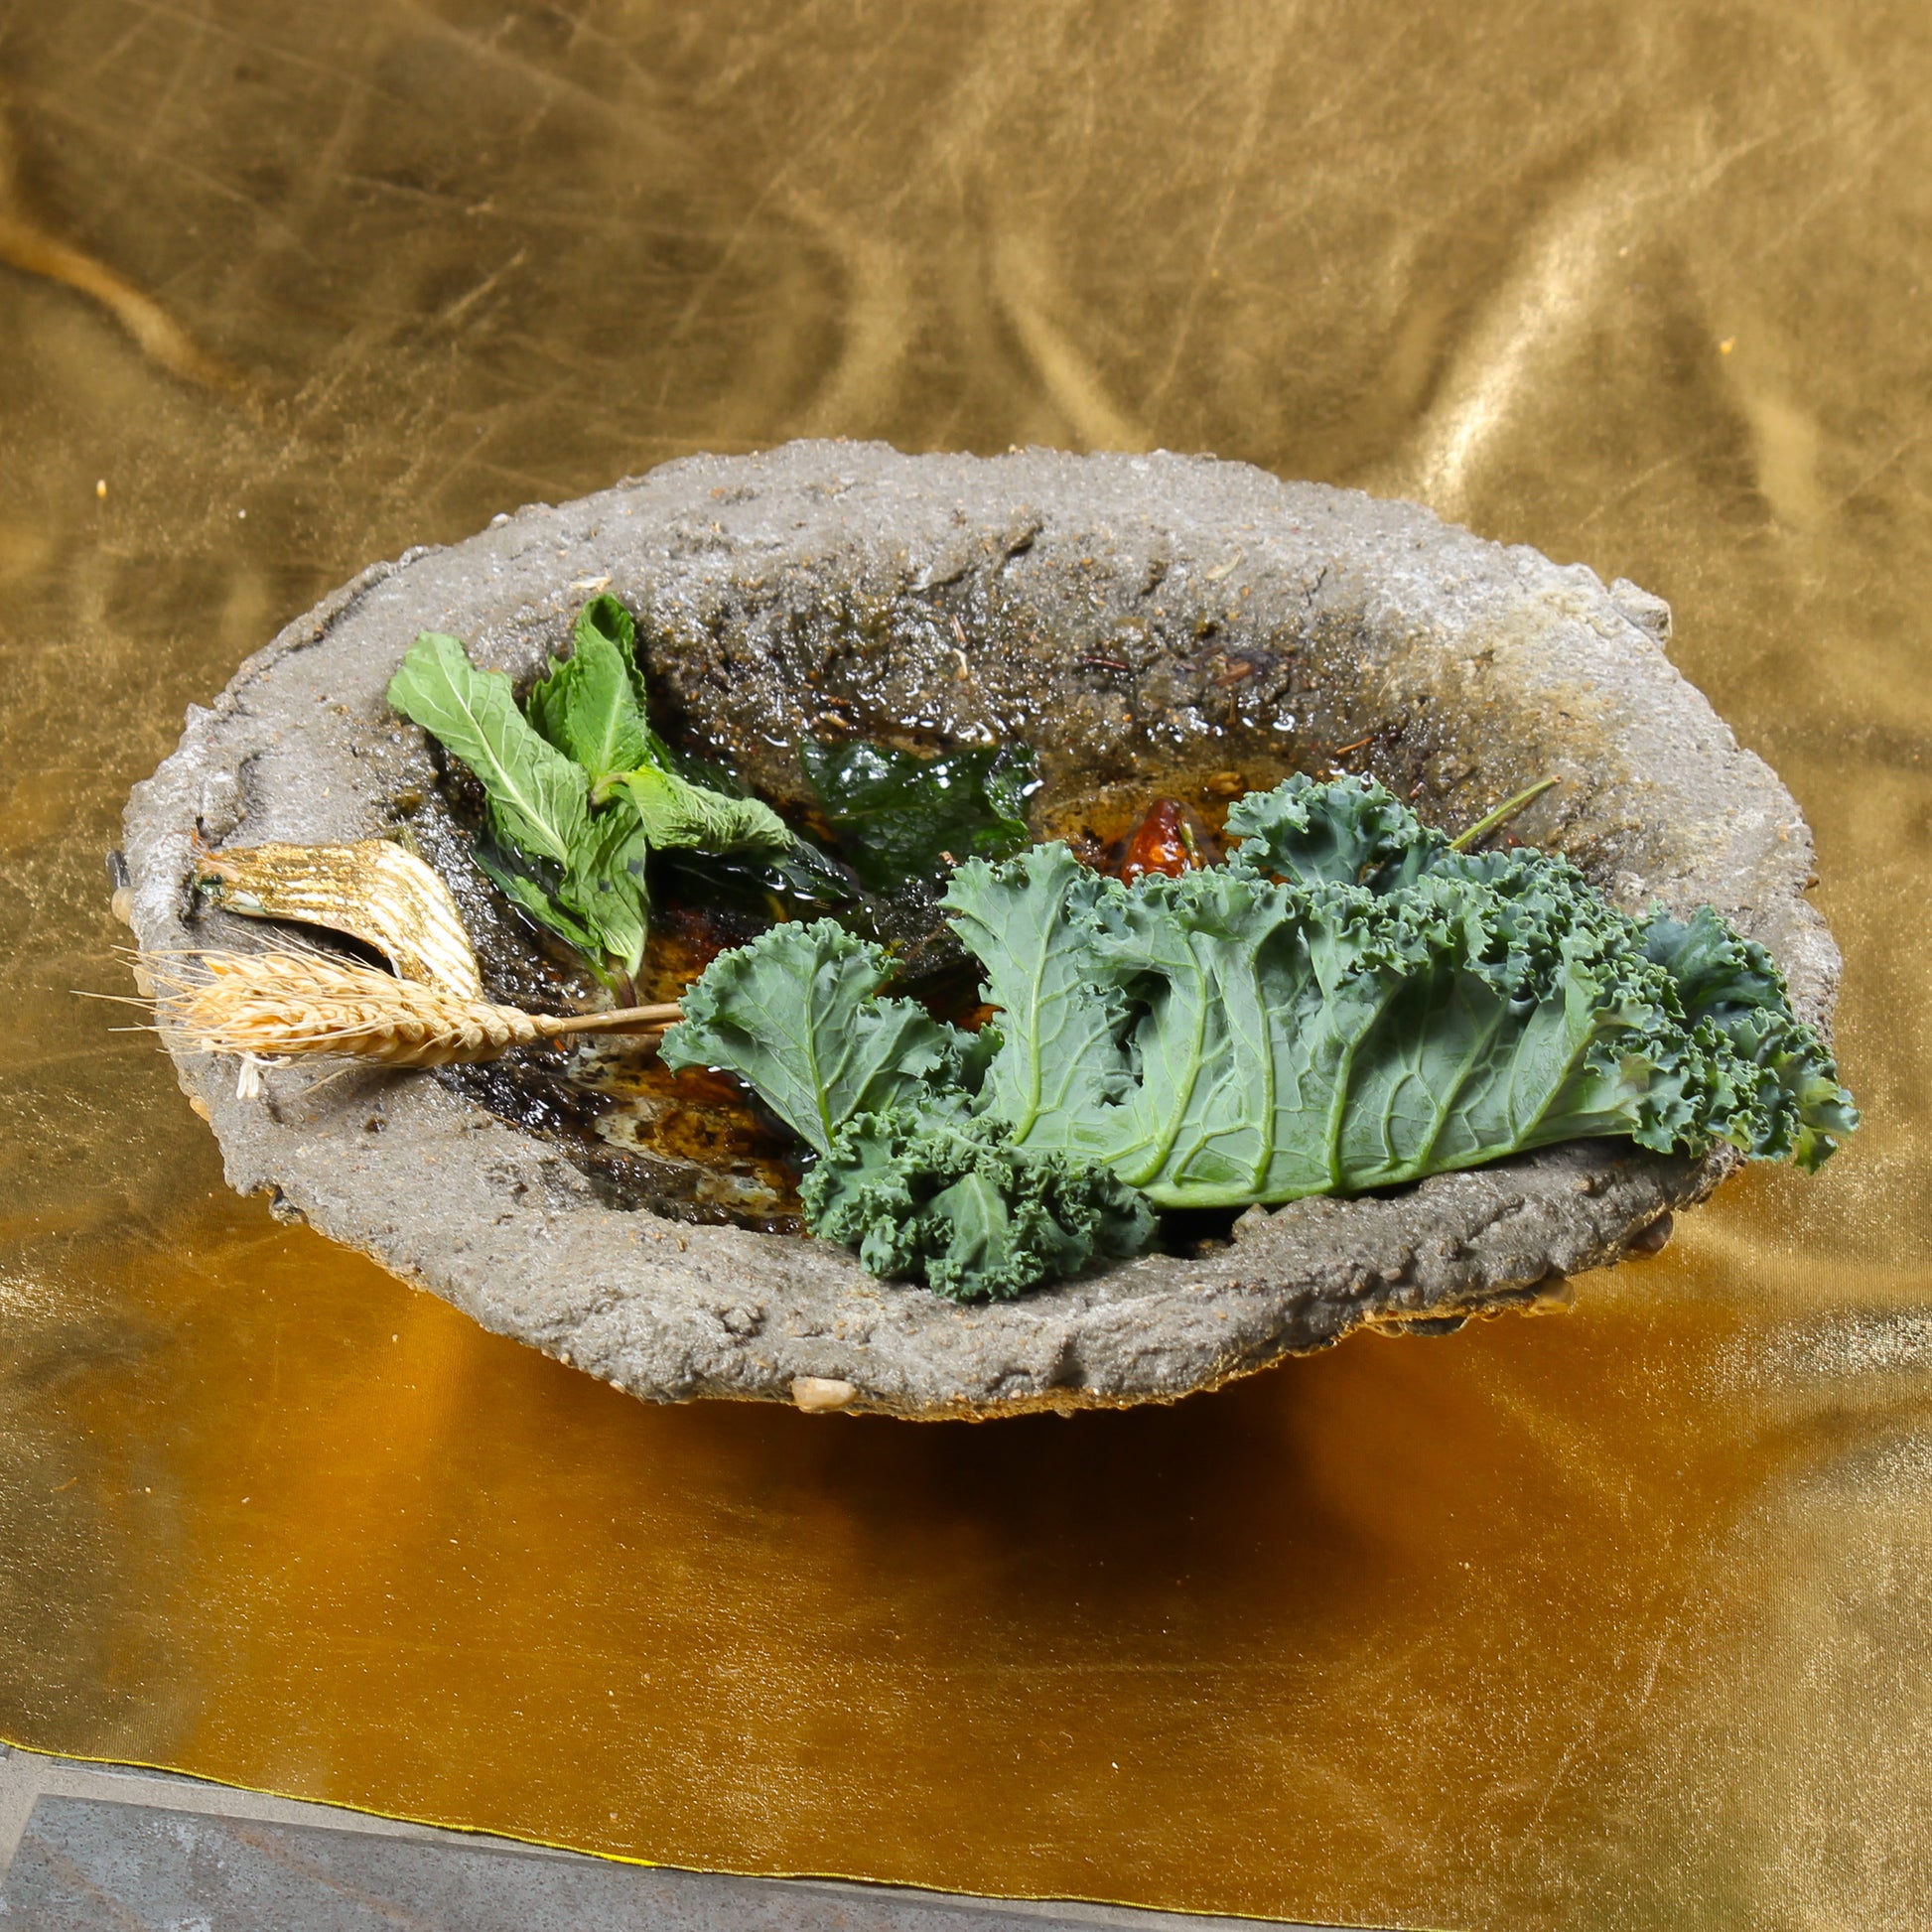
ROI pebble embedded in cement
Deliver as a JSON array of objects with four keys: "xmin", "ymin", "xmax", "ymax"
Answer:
[{"xmin": 792, "ymin": 1377, "xmax": 858, "ymax": 1414}]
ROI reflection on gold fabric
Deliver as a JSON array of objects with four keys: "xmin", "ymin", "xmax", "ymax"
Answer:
[{"xmin": 1, "ymin": 2, "xmax": 1928, "ymax": 1924}]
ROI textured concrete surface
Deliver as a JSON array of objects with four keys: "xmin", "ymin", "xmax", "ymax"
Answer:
[
  {"xmin": 0, "ymin": 1747, "xmax": 1317, "ymax": 1931},
  {"xmin": 122, "ymin": 442, "xmax": 1842, "ymax": 1418}
]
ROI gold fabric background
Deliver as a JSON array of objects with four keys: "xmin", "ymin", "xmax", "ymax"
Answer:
[{"xmin": 2, "ymin": 3, "xmax": 1928, "ymax": 1925}]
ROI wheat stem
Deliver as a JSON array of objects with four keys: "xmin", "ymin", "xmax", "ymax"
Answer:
[{"xmin": 140, "ymin": 947, "xmax": 683, "ymax": 1074}]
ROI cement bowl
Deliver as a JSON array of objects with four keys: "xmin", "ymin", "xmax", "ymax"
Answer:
[{"xmin": 122, "ymin": 442, "xmax": 1842, "ymax": 1418}]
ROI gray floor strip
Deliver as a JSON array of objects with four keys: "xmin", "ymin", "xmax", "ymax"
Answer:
[{"xmin": 0, "ymin": 1745, "xmax": 1331, "ymax": 1930}]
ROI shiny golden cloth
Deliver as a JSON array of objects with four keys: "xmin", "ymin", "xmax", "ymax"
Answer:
[{"xmin": 1, "ymin": 3, "xmax": 1927, "ymax": 1924}]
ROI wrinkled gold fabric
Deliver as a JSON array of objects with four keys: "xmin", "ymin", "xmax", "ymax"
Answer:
[{"xmin": 1, "ymin": 3, "xmax": 1928, "ymax": 1926}]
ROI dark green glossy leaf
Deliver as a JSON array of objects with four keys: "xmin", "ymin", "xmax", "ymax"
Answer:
[{"xmin": 800, "ymin": 739, "xmax": 1038, "ymax": 894}]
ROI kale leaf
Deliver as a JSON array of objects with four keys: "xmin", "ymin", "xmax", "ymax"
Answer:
[
  {"xmin": 801, "ymin": 1111, "xmax": 1157, "ymax": 1302},
  {"xmin": 941, "ymin": 842, "xmax": 1135, "ymax": 1144},
  {"xmin": 658, "ymin": 916, "xmax": 1146, "ymax": 1301},
  {"xmin": 1220, "ymin": 766, "xmax": 1445, "ymax": 888},
  {"xmin": 1642, "ymin": 904, "xmax": 1861, "ymax": 1171},
  {"xmin": 659, "ymin": 920, "xmax": 965, "ymax": 1153},
  {"xmin": 661, "ymin": 772, "xmax": 1856, "ymax": 1300},
  {"xmin": 943, "ymin": 780, "xmax": 1856, "ymax": 1202}
]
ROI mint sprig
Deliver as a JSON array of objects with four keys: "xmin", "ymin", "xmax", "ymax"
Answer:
[{"xmin": 388, "ymin": 596, "xmax": 791, "ymax": 994}]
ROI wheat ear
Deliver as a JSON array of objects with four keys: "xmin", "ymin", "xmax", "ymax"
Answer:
[{"xmin": 144, "ymin": 948, "xmax": 682, "ymax": 1071}]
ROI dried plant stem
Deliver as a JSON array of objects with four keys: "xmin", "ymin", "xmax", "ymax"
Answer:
[
  {"xmin": 1448, "ymin": 775, "xmax": 1559, "ymax": 853},
  {"xmin": 143, "ymin": 949, "xmax": 681, "ymax": 1074}
]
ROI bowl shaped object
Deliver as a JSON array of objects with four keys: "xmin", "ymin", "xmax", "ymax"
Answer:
[{"xmin": 123, "ymin": 443, "xmax": 1842, "ymax": 1418}]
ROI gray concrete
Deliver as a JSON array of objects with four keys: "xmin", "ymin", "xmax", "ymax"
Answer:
[
  {"xmin": 0, "ymin": 1744, "xmax": 1325, "ymax": 1930},
  {"xmin": 122, "ymin": 442, "xmax": 1842, "ymax": 1419}
]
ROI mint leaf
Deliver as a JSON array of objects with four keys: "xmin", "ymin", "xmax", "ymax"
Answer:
[
  {"xmin": 527, "ymin": 621, "xmax": 650, "ymax": 791},
  {"xmin": 388, "ymin": 632, "xmax": 588, "ymax": 866},
  {"xmin": 575, "ymin": 592, "xmax": 640, "ymax": 671},
  {"xmin": 618, "ymin": 765, "xmax": 793, "ymax": 857},
  {"xmin": 562, "ymin": 795, "xmax": 650, "ymax": 978},
  {"xmin": 473, "ymin": 846, "xmax": 604, "ymax": 958},
  {"xmin": 658, "ymin": 920, "xmax": 962, "ymax": 1154},
  {"xmin": 801, "ymin": 740, "xmax": 1038, "ymax": 893},
  {"xmin": 392, "ymin": 611, "xmax": 798, "ymax": 985}
]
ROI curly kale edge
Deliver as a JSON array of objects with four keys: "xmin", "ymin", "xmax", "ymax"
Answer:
[{"xmin": 801, "ymin": 1112, "xmax": 1157, "ymax": 1304}]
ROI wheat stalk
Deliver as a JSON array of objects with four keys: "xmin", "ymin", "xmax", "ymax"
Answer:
[{"xmin": 143, "ymin": 947, "xmax": 682, "ymax": 1079}]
